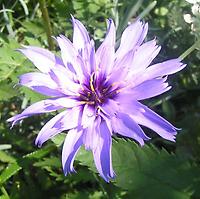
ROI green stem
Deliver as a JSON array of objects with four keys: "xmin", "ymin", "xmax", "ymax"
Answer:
[
  {"xmin": 39, "ymin": 0, "xmax": 54, "ymax": 50},
  {"xmin": 92, "ymin": 173, "xmax": 109, "ymax": 199},
  {"xmin": 179, "ymin": 40, "xmax": 200, "ymax": 60},
  {"xmin": 138, "ymin": 1, "xmax": 157, "ymax": 19},
  {"xmin": 1, "ymin": 186, "xmax": 10, "ymax": 199}
]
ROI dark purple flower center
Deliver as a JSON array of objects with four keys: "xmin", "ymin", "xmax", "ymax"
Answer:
[{"xmin": 78, "ymin": 73, "xmax": 119, "ymax": 107}]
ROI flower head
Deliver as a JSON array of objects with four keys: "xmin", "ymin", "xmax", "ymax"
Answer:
[{"xmin": 8, "ymin": 16, "xmax": 186, "ymax": 182}]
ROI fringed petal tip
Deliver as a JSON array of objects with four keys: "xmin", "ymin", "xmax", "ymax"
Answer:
[
  {"xmin": 135, "ymin": 133, "xmax": 151, "ymax": 146},
  {"xmin": 180, "ymin": 63, "xmax": 187, "ymax": 70},
  {"xmin": 70, "ymin": 14, "xmax": 75, "ymax": 21},
  {"xmin": 133, "ymin": 17, "xmax": 144, "ymax": 25},
  {"xmin": 16, "ymin": 45, "xmax": 32, "ymax": 54},
  {"xmin": 168, "ymin": 135, "xmax": 176, "ymax": 142},
  {"xmin": 165, "ymin": 85, "xmax": 172, "ymax": 93},
  {"xmin": 175, "ymin": 127, "xmax": 182, "ymax": 131},
  {"xmin": 6, "ymin": 117, "xmax": 13, "ymax": 123},
  {"xmin": 15, "ymin": 44, "xmax": 29, "ymax": 52},
  {"xmin": 62, "ymin": 129, "xmax": 83, "ymax": 178},
  {"xmin": 63, "ymin": 165, "xmax": 76, "ymax": 176},
  {"xmin": 100, "ymin": 171, "xmax": 116, "ymax": 183},
  {"xmin": 16, "ymin": 48, "xmax": 25, "ymax": 55},
  {"xmin": 162, "ymin": 131, "xmax": 177, "ymax": 142},
  {"xmin": 106, "ymin": 18, "xmax": 115, "ymax": 27},
  {"xmin": 7, "ymin": 121, "xmax": 14, "ymax": 129},
  {"xmin": 34, "ymin": 138, "xmax": 43, "ymax": 148},
  {"xmin": 164, "ymin": 128, "xmax": 178, "ymax": 143},
  {"xmin": 143, "ymin": 135, "xmax": 151, "ymax": 142},
  {"xmin": 70, "ymin": 15, "xmax": 82, "ymax": 28},
  {"xmin": 14, "ymin": 48, "xmax": 24, "ymax": 55},
  {"xmin": 171, "ymin": 59, "xmax": 187, "ymax": 71},
  {"xmin": 7, "ymin": 116, "xmax": 21, "ymax": 128}
]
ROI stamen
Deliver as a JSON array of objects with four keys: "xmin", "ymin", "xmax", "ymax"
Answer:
[
  {"xmin": 79, "ymin": 72, "xmax": 119, "ymax": 106},
  {"xmin": 87, "ymin": 92, "xmax": 91, "ymax": 97},
  {"xmin": 97, "ymin": 106, "xmax": 102, "ymax": 115},
  {"xmin": 111, "ymin": 82, "xmax": 120, "ymax": 87},
  {"xmin": 90, "ymin": 72, "xmax": 95, "ymax": 92},
  {"xmin": 89, "ymin": 72, "xmax": 102, "ymax": 103},
  {"xmin": 116, "ymin": 85, "xmax": 129, "ymax": 93},
  {"xmin": 79, "ymin": 101, "xmax": 87, "ymax": 105},
  {"xmin": 116, "ymin": 89, "xmax": 122, "ymax": 93},
  {"xmin": 79, "ymin": 93, "xmax": 89, "ymax": 101},
  {"xmin": 102, "ymin": 85, "xmax": 112, "ymax": 93},
  {"xmin": 86, "ymin": 101, "xmax": 95, "ymax": 105}
]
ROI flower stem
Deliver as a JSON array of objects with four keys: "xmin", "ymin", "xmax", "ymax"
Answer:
[
  {"xmin": 179, "ymin": 40, "xmax": 200, "ymax": 60},
  {"xmin": 39, "ymin": 0, "xmax": 54, "ymax": 50},
  {"xmin": 1, "ymin": 186, "xmax": 10, "ymax": 199}
]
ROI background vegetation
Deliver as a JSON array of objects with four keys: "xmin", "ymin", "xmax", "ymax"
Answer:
[{"xmin": 0, "ymin": 0, "xmax": 200, "ymax": 198}]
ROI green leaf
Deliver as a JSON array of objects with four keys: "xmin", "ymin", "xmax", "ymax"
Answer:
[
  {"xmin": 23, "ymin": 145, "xmax": 55, "ymax": 159},
  {"xmin": 138, "ymin": 1, "xmax": 157, "ymax": 19},
  {"xmin": 21, "ymin": 20, "xmax": 46, "ymax": 40},
  {"xmin": 0, "ymin": 186, "xmax": 10, "ymax": 199},
  {"xmin": 0, "ymin": 151, "xmax": 16, "ymax": 163},
  {"xmin": 76, "ymin": 139, "xmax": 200, "ymax": 199},
  {"xmin": 33, "ymin": 157, "xmax": 61, "ymax": 168},
  {"xmin": 0, "ymin": 40, "xmax": 24, "ymax": 83},
  {"xmin": 0, "ymin": 81, "xmax": 18, "ymax": 101},
  {"xmin": 162, "ymin": 100, "xmax": 176, "ymax": 120},
  {"xmin": 76, "ymin": 148, "xmax": 94, "ymax": 170},
  {"xmin": 112, "ymin": 140, "xmax": 196, "ymax": 199},
  {"xmin": 0, "ymin": 195, "xmax": 9, "ymax": 199},
  {"xmin": 0, "ymin": 145, "xmax": 55, "ymax": 185},
  {"xmin": 0, "ymin": 163, "xmax": 22, "ymax": 185},
  {"xmin": 51, "ymin": 133, "xmax": 66, "ymax": 147}
]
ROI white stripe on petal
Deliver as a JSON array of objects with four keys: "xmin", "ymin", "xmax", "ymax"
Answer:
[
  {"xmin": 48, "ymin": 68, "xmax": 81, "ymax": 95},
  {"xmin": 111, "ymin": 115, "xmax": 146, "ymax": 146},
  {"xmin": 127, "ymin": 78, "xmax": 171, "ymax": 100},
  {"xmin": 18, "ymin": 46, "xmax": 64, "ymax": 73},
  {"xmin": 126, "ymin": 39, "xmax": 161, "ymax": 80},
  {"xmin": 56, "ymin": 35, "xmax": 84, "ymax": 80},
  {"xmin": 19, "ymin": 72, "xmax": 64, "ymax": 97},
  {"xmin": 7, "ymin": 98, "xmax": 66, "ymax": 127},
  {"xmin": 131, "ymin": 102, "xmax": 177, "ymax": 141},
  {"xmin": 62, "ymin": 129, "xmax": 83, "ymax": 175},
  {"xmin": 35, "ymin": 106, "xmax": 83, "ymax": 146},
  {"xmin": 116, "ymin": 20, "xmax": 148, "ymax": 59},
  {"xmin": 145, "ymin": 59, "xmax": 186, "ymax": 79},
  {"xmin": 35, "ymin": 110, "xmax": 69, "ymax": 147},
  {"xmin": 72, "ymin": 16, "xmax": 90, "ymax": 53},
  {"xmin": 96, "ymin": 19, "xmax": 116, "ymax": 76},
  {"xmin": 92, "ymin": 119, "xmax": 115, "ymax": 182}
]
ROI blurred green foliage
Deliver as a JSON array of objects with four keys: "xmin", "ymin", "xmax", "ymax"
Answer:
[{"xmin": 0, "ymin": 0, "xmax": 200, "ymax": 198}]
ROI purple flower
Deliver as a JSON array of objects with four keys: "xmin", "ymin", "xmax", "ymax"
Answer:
[{"xmin": 8, "ymin": 16, "xmax": 186, "ymax": 182}]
